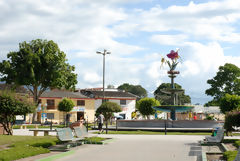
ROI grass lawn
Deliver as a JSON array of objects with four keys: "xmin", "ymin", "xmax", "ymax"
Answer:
[
  {"xmin": 222, "ymin": 139, "xmax": 240, "ymax": 161},
  {"xmin": 12, "ymin": 124, "xmax": 65, "ymax": 129},
  {"xmin": 83, "ymin": 137, "xmax": 108, "ymax": 144},
  {"xmin": 94, "ymin": 130, "xmax": 213, "ymax": 135},
  {"xmin": 94, "ymin": 130, "xmax": 240, "ymax": 136},
  {"xmin": 0, "ymin": 135, "xmax": 59, "ymax": 161}
]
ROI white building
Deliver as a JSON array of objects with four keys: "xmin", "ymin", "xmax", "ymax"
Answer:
[{"xmin": 80, "ymin": 88, "xmax": 137, "ymax": 120}]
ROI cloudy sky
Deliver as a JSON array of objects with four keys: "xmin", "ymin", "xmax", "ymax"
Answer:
[{"xmin": 1, "ymin": 0, "xmax": 240, "ymax": 104}]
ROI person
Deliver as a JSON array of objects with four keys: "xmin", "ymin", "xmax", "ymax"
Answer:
[
  {"xmin": 98, "ymin": 112, "xmax": 104, "ymax": 134},
  {"xmin": 79, "ymin": 116, "xmax": 84, "ymax": 126}
]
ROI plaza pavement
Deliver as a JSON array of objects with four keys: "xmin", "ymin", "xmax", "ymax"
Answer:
[
  {"xmin": 13, "ymin": 129, "xmax": 240, "ymax": 161},
  {"xmin": 55, "ymin": 134, "xmax": 204, "ymax": 161}
]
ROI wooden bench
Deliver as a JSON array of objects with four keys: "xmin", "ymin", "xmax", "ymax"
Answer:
[
  {"xmin": 20, "ymin": 124, "xmax": 40, "ymax": 129},
  {"xmin": 29, "ymin": 129, "xmax": 56, "ymax": 136}
]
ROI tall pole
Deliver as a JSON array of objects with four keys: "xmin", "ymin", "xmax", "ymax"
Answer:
[{"xmin": 97, "ymin": 49, "xmax": 111, "ymax": 103}]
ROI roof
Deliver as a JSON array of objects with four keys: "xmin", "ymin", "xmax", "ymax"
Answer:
[
  {"xmin": 0, "ymin": 84, "xmax": 28, "ymax": 93},
  {"xmin": 193, "ymin": 105, "xmax": 221, "ymax": 114},
  {"xmin": 40, "ymin": 91, "xmax": 88, "ymax": 99},
  {"xmin": 81, "ymin": 90, "xmax": 137, "ymax": 99}
]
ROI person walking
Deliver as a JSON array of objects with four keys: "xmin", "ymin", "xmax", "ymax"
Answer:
[{"xmin": 98, "ymin": 112, "xmax": 104, "ymax": 134}]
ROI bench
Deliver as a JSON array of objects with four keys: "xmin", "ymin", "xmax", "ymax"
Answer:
[
  {"xmin": 20, "ymin": 124, "xmax": 40, "ymax": 129},
  {"xmin": 73, "ymin": 125, "xmax": 88, "ymax": 139},
  {"xmin": 204, "ymin": 128, "xmax": 225, "ymax": 143},
  {"xmin": 56, "ymin": 128, "xmax": 83, "ymax": 147},
  {"xmin": 29, "ymin": 129, "xmax": 56, "ymax": 136}
]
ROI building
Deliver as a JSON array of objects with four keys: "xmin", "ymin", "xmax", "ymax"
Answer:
[
  {"xmin": 32, "ymin": 90, "xmax": 96, "ymax": 124},
  {"xmin": 80, "ymin": 88, "xmax": 137, "ymax": 120}
]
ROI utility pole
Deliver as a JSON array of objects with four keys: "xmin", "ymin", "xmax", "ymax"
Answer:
[{"xmin": 96, "ymin": 49, "xmax": 111, "ymax": 103}]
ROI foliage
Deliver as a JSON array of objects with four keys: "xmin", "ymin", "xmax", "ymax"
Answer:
[
  {"xmin": 223, "ymin": 150, "xmax": 238, "ymax": 161},
  {"xmin": 219, "ymin": 94, "xmax": 240, "ymax": 114},
  {"xmin": 117, "ymin": 83, "xmax": 147, "ymax": 99},
  {"xmin": 137, "ymin": 98, "xmax": 160, "ymax": 118},
  {"xmin": 0, "ymin": 135, "xmax": 58, "ymax": 161},
  {"xmin": 205, "ymin": 63, "xmax": 240, "ymax": 104},
  {"xmin": 154, "ymin": 83, "xmax": 191, "ymax": 105},
  {"xmin": 83, "ymin": 137, "xmax": 107, "ymax": 144},
  {"xmin": 0, "ymin": 39, "xmax": 77, "ymax": 121},
  {"xmin": 0, "ymin": 91, "xmax": 34, "ymax": 135},
  {"xmin": 96, "ymin": 102, "xmax": 122, "ymax": 121},
  {"xmin": 205, "ymin": 114, "xmax": 214, "ymax": 120},
  {"xmin": 224, "ymin": 110, "xmax": 240, "ymax": 134},
  {"xmin": 96, "ymin": 102, "xmax": 121, "ymax": 134},
  {"xmin": 58, "ymin": 98, "xmax": 74, "ymax": 112},
  {"xmin": 204, "ymin": 99, "xmax": 219, "ymax": 107}
]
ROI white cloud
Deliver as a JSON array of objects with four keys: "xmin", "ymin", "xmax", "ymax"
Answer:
[
  {"xmin": 151, "ymin": 34, "xmax": 188, "ymax": 46},
  {"xmin": 83, "ymin": 72, "xmax": 101, "ymax": 84},
  {"xmin": 136, "ymin": 0, "xmax": 240, "ymax": 43}
]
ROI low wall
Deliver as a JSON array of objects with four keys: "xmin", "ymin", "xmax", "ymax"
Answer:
[{"xmin": 117, "ymin": 120, "xmax": 223, "ymax": 128}]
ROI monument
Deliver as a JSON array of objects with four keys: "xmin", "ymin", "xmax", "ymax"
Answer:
[{"xmin": 153, "ymin": 49, "xmax": 193, "ymax": 120}]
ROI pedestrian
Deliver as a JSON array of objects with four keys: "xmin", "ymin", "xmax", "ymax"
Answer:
[{"xmin": 98, "ymin": 112, "xmax": 104, "ymax": 134}]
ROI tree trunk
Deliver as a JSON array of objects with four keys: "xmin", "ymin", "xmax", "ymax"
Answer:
[
  {"xmin": 32, "ymin": 86, "xmax": 39, "ymax": 123},
  {"xmin": 2, "ymin": 122, "xmax": 13, "ymax": 135}
]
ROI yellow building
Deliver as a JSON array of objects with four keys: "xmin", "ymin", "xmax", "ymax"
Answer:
[{"xmin": 35, "ymin": 90, "xmax": 95, "ymax": 124}]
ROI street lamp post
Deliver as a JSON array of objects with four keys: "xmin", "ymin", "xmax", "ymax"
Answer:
[{"xmin": 96, "ymin": 49, "xmax": 111, "ymax": 102}]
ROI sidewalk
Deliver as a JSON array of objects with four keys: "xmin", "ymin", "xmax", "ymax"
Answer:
[{"xmin": 53, "ymin": 134, "xmax": 204, "ymax": 161}]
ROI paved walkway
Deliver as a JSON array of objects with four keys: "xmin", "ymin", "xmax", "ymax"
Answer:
[{"xmin": 53, "ymin": 134, "xmax": 204, "ymax": 161}]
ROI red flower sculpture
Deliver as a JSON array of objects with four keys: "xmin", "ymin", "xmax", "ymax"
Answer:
[
  {"xmin": 161, "ymin": 49, "xmax": 180, "ymax": 71},
  {"xmin": 167, "ymin": 50, "xmax": 179, "ymax": 60}
]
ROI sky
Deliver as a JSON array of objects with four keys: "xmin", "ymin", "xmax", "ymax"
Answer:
[{"xmin": 0, "ymin": 0, "xmax": 240, "ymax": 105}]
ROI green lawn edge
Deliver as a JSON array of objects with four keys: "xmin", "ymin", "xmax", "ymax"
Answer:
[{"xmin": 37, "ymin": 150, "xmax": 75, "ymax": 161}]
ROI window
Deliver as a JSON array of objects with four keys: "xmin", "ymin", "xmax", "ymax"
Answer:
[
  {"xmin": 47, "ymin": 113, "xmax": 54, "ymax": 119},
  {"xmin": 120, "ymin": 99, "xmax": 126, "ymax": 105},
  {"xmin": 77, "ymin": 100, "xmax": 85, "ymax": 106},
  {"xmin": 47, "ymin": 99, "xmax": 55, "ymax": 109}
]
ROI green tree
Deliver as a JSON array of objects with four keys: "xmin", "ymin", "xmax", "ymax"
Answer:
[
  {"xmin": 219, "ymin": 94, "xmax": 240, "ymax": 114},
  {"xmin": 117, "ymin": 83, "xmax": 147, "ymax": 99},
  {"xmin": 58, "ymin": 98, "xmax": 74, "ymax": 126},
  {"xmin": 205, "ymin": 63, "xmax": 240, "ymax": 105},
  {"xmin": 224, "ymin": 110, "xmax": 240, "ymax": 136},
  {"xmin": 137, "ymin": 98, "xmax": 160, "ymax": 119},
  {"xmin": 0, "ymin": 39, "xmax": 77, "ymax": 122},
  {"xmin": 0, "ymin": 91, "xmax": 34, "ymax": 135},
  {"xmin": 96, "ymin": 102, "xmax": 121, "ymax": 134},
  {"xmin": 154, "ymin": 83, "xmax": 191, "ymax": 105}
]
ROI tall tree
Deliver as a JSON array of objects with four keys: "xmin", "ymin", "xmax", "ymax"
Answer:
[
  {"xmin": 0, "ymin": 39, "xmax": 77, "ymax": 122},
  {"xmin": 154, "ymin": 83, "xmax": 191, "ymax": 105},
  {"xmin": 0, "ymin": 91, "xmax": 34, "ymax": 135},
  {"xmin": 205, "ymin": 63, "xmax": 240, "ymax": 105},
  {"xmin": 96, "ymin": 102, "xmax": 121, "ymax": 134},
  {"xmin": 117, "ymin": 83, "xmax": 147, "ymax": 99},
  {"xmin": 219, "ymin": 94, "xmax": 240, "ymax": 114},
  {"xmin": 137, "ymin": 98, "xmax": 160, "ymax": 119}
]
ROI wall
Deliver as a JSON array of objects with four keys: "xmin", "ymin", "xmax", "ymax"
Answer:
[
  {"xmin": 26, "ymin": 97, "xmax": 95, "ymax": 124},
  {"xmin": 117, "ymin": 120, "xmax": 224, "ymax": 128},
  {"xmin": 94, "ymin": 98, "xmax": 136, "ymax": 120}
]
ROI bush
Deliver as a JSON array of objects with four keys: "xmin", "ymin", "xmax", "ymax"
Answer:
[
  {"xmin": 223, "ymin": 150, "xmax": 238, "ymax": 161},
  {"xmin": 224, "ymin": 111, "xmax": 240, "ymax": 134}
]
